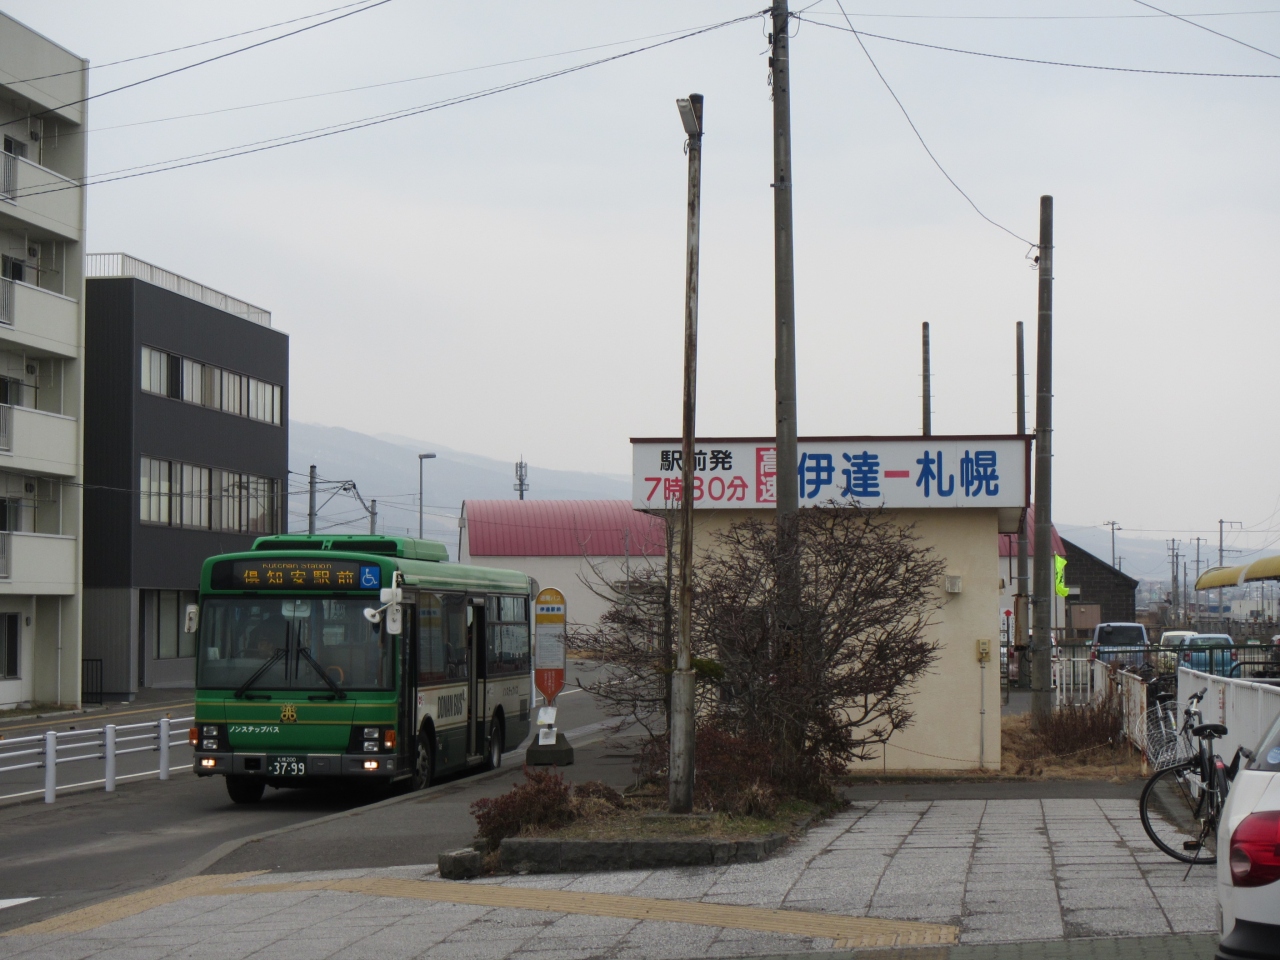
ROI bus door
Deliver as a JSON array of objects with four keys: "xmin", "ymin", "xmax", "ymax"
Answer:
[
  {"xmin": 466, "ymin": 598, "xmax": 486, "ymax": 757},
  {"xmin": 397, "ymin": 598, "xmax": 417, "ymax": 772}
]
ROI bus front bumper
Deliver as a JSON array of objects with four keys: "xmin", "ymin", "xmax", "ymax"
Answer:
[{"xmin": 193, "ymin": 752, "xmax": 399, "ymax": 778}]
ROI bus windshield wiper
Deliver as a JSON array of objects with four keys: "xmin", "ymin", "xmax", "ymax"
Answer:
[
  {"xmin": 296, "ymin": 645, "xmax": 347, "ymax": 700},
  {"xmin": 234, "ymin": 648, "xmax": 286, "ymax": 700}
]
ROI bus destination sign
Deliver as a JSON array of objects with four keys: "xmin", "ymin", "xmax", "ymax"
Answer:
[{"xmin": 230, "ymin": 559, "xmax": 380, "ymax": 591}]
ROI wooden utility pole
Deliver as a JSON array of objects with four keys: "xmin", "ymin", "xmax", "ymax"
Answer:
[
  {"xmin": 669, "ymin": 92, "xmax": 703, "ymax": 815},
  {"xmin": 921, "ymin": 322, "xmax": 932, "ymax": 436},
  {"xmin": 771, "ymin": 0, "xmax": 799, "ymax": 523},
  {"xmin": 1031, "ymin": 196, "xmax": 1054, "ymax": 725},
  {"xmin": 1015, "ymin": 322, "xmax": 1028, "ymax": 672}
]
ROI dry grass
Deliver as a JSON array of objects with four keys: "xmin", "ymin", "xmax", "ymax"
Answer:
[{"xmin": 1000, "ymin": 713, "xmax": 1144, "ymax": 780}]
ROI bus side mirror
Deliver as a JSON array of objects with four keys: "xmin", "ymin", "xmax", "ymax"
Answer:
[
  {"xmin": 386, "ymin": 603, "xmax": 403, "ymax": 636},
  {"xmin": 183, "ymin": 604, "xmax": 199, "ymax": 634}
]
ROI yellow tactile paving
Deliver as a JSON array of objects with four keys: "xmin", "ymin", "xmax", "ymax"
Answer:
[
  {"xmin": 3, "ymin": 873, "xmax": 264, "ymax": 936},
  {"xmin": 6, "ymin": 872, "xmax": 957, "ymax": 949},
  {"xmin": 210, "ymin": 876, "xmax": 958, "ymax": 948}
]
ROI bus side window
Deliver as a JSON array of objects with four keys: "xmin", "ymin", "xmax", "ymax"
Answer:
[{"xmin": 418, "ymin": 593, "xmax": 447, "ymax": 683}]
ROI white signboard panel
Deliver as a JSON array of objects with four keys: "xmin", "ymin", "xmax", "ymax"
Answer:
[{"xmin": 632, "ymin": 437, "xmax": 1028, "ymax": 511}]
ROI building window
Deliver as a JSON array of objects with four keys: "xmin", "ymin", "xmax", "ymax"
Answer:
[
  {"xmin": 139, "ymin": 457, "xmax": 171, "ymax": 524},
  {"xmin": 156, "ymin": 591, "xmax": 197, "ymax": 660},
  {"xmin": 138, "ymin": 345, "xmax": 281, "ymax": 425},
  {"xmin": 140, "ymin": 346, "xmax": 170, "ymax": 396},
  {"xmin": 1, "ymin": 614, "xmax": 17, "ymax": 678},
  {"xmin": 176, "ymin": 463, "xmax": 210, "ymax": 529}
]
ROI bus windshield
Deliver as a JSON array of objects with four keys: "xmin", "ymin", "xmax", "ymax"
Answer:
[{"xmin": 197, "ymin": 597, "xmax": 393, "ymax": 692}]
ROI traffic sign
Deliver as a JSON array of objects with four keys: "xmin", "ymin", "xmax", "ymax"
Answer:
[{"xmin": 534, "ymin": 588, "xmax": 567, "ymax": 703}]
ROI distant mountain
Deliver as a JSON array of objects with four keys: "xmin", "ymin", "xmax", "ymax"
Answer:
[{"xmin": 288, "ymin": 422, "xmax": 629, "ymax": 557}]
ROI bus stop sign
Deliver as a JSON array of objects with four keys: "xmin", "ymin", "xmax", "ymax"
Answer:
[{"xmin": 534, "ymin": 588, "xmax": 567, "ymax": 703}]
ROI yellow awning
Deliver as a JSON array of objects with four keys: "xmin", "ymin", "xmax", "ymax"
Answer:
[
  {"xmin": 1244, "ymin": 555, "xmax": 1280, "ymax": 582},
  {"xmin": 1196, "ymin": 565, "xmax": 1246, "ymax": 590}
]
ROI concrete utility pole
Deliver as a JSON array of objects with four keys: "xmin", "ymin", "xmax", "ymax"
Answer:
[
  {"xmin": 921, "ymin": 322, "xmax": 932, "ymax": 436},
  {"xmin": 670, "ymin": 91, "xmax": 703, "ymax": 815},
  {"xmin": 308, "ymin": 465, "xmax": 317, "ymax": 535},
  {"xmin": 513, "ymin": 458, "xmax": 529, "ymax": 501},
  {"xmin": 770, "ymin": 0, "xmax": 799, "ymax": 523},
  {"xmin": 418, "ymin": 452, "xmax": 436, "ymax": 538},
  {"xmin": 1031, "ymin": 196, "xmax": 1054, "ymax": 726},
  {"xmin": 1015, "ymin": 322, "xmax": 1029, "ymax": 671},
  {"xmin": 1192, "ymin": 536, "xmax": 1206, "ymax": 624},
  {"xmin": 1105, "ymin": 520, "xmax": 1120, "ymax": 568},
  {"xmin": 369, "ymin": 499, "xmax": 377, "ymax": 536},
  {"xmin": 1218, "ymin": 519, "xmax": 1241, "ymax": 622},
  {"xmin": 1169, "ymin": 540, "xmax": 1181, "ymax": 623}
]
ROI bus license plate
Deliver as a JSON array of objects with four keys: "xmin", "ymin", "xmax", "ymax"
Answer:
[{"xmin": 267, "ymin": 756, "xmax": 306, "ymax": 776}]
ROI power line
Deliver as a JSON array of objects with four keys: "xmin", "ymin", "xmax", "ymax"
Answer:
[
  {"xmin": 2, "ymin": 13, "xmax": 764, "ymax": 201},
  {"xmin": 3, "ymin": 0, "xmax": 397, "ymax": 130},
  {"xmin": 71, "ymin": 20, "xmax": 756, "ymax": 140},
  {"xmin": 5, "ymin": 1, "xmax": 375, "ymax": 85},
  {"xmin": 804, "ymin": 8, "xmax": 1280, "ymax": 20},
  {"xmin": 1130, "ymin": 0, "xmax": 1280, "ymax": 62},
  {"xmin": 799, "ymin": 15, "xmax": 1280, "ymax": 78},
  {"xmin": 828, "ymin": 1, "xmax": 1035, "ymax": 247}
]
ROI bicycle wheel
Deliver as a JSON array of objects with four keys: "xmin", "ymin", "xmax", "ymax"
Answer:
[{"xmin": 1139, "ymin": 762, "xmax": 1219, "ymax": 864}]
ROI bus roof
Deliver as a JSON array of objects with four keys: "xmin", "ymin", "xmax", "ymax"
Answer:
[{"xmin": 201, "ymin": 535, "xmax": 531, "ymax": 594}]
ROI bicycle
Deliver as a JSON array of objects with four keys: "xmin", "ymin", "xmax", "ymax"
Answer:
[{"xmin": 1138, "ymin": 687, "xmax": 1252, "ymax": 865}]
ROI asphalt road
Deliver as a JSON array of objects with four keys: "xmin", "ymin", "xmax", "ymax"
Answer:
[{"xmin": 0, "ymin": 659, "xmax": 617, "ymax": 932}]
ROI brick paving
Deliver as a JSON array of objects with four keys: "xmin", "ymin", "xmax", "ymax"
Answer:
[{"xmin": 0, "ymin": 798, "xmax": 1219, "ymax": 959}]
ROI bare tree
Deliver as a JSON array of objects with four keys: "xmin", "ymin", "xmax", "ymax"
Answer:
[
  {"xmin": 574, "ymin": 505, "xmax": 943, "ymax": 801},
  {"xmin": 697, "ymin": 507, "xmax": 944, "ymax": 797}
]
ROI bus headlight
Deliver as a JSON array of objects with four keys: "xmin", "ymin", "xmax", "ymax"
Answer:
[
  {"xmin": 362, "ymin": 728, "xmax": 379, "ymax": 739},
  {"xmin": 363, "ymin": 741, "xmax": 378, "ymax": 752}
]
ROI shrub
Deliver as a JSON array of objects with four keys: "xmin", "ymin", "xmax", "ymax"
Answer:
[{"xmin": 470, "ymin": 767, "xmax": 574, "ymax": 846}]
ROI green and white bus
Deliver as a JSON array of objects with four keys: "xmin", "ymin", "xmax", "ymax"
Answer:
[{"xmin": 190, "ymin": 535, "xmax": 533, "ymax": 803}]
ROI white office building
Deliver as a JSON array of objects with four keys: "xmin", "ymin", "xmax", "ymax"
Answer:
[{"xmin": 0, "ymin": 14, "xmax": 86, "ymax": 708}]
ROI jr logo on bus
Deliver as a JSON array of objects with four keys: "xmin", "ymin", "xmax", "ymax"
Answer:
[{"xmin": 437, "ymin": 692, "xmax": 465, "ymax": 719}]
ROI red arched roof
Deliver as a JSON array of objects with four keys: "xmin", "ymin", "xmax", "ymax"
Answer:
[{"xmin": 463, "ymin": 500, "xmax": 667, "ymax": 557}]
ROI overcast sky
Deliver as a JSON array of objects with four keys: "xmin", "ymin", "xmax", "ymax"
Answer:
[{"xmin": 9, "ymin": 1, "xmax": 1280, "ymax": 580}]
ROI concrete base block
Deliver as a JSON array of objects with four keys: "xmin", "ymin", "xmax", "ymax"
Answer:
[
  {"xmin": 438, "ymin": 847, "xmax": 483, "ymax": 880},
  {"xmin": 525, "ymin": 732, "xmax": 574, "ymax": 766}
]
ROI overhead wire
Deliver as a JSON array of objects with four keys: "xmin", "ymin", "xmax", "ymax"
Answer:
[
  {"xmin": 4, "ymin": 1, "xmax": 375, "ymax": 85},
  {"xmin": 1130, "ymin": 0, "xmax": 1280, "ymax": 61},
  {"xmin": 827, "ymin": 0, "xmax": 1035, "ymax": 246},
  {"xmin": 798, "ymin": 15, "xmax": 1280, "ymax": 79},
  {"xmin": 59, "ymin": 18, "xmax": 764, "ymax": 140},
  {"xmin": 3, "ymin": 0, "xmax": 397, "ymax": 129},
  {"xmin": 2, "ymin": 12, "xmax": 765, "ymax": 201},
  {"xmin": 803, "ymin": 8, "xmax": 1280, "ymax": 20}
]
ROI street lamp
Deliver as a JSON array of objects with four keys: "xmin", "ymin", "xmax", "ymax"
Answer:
[{"xmin": 418, "ymin": 453, "xmax": 436, "ymax": 539}]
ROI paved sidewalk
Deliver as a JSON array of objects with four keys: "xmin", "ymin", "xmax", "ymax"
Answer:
[{"xmin": 1, "ymin": 796, "xmax": 1217, "ymax": 959}]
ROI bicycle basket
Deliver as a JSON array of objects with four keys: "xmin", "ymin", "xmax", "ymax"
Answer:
[{"xmin": 1144, "ymin": 702, "xmax": 1194, "ymax": 769}]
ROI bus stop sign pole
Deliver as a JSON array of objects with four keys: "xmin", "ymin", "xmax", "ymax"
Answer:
[{"xmin": 528, "ymin": 588, "xmax": 573, "ymax": 765}]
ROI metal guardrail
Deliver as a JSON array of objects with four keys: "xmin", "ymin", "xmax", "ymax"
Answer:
[
  {"xmin": 0, "ymin": 715, "xmax": 193, "ymax": 803},
  {"xmin": 86, "ymin": 253, "xmax": 272, "ymax": 327}
]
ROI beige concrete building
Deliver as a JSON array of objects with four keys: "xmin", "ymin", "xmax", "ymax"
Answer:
[
  {"xmin": 633, "ymin": 435, "xmax": 1030, "ymax": 772},
  {"xmin": 0, "ymin": 14, "xmax": 87, "ymax": 709}
]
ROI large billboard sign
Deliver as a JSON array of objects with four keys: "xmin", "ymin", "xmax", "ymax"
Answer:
[{"xmin": 631, "ymin": 437, "xmax": 1029, "ymax": 511}]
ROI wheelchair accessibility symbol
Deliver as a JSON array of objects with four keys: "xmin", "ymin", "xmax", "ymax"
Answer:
[{"xmin": 359, "ymin": 565, "xmax": 381, "ymax": 590}]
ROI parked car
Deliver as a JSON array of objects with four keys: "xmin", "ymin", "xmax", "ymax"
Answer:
[
  {"xmin": 1216, "ymin": 708, "xmax": 1280, "ymax": 958},
  {"xmin": 1158, "ymin": 631, "xmax": 1198, "ymax": 673},
  {"xmin": 1164, "ymin": 633, "xmax": 1239, "ymax": 676},
  {"xmin": 1089, "ymin": 622, "xmax": 1149, "ymax": 667}
]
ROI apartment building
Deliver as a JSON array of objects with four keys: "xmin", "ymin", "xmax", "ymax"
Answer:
[
  {"xmin": 0, "ymin": 15, "xmax": 87, "ymax": 709},
  {"xmin": 84, "ymin": 256, "xmax": 288, "ymax": 697}
]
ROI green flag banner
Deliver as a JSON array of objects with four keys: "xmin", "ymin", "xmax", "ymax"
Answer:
[{"xmin": 1054, "ymin": 555, "xmax": 1070, "ymax": 598}]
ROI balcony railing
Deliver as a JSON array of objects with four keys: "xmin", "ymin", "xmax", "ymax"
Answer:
[
  {"xmin": 0, "ymin": 153, "xmax": 14, "ymax": 199},
  {"xmin": 86, "ymin": 253, "xmax": 271, "ymax": 327},
  {"xmin": 0, "ymin": 404, "xmax": 11, "ymax": 452},
  {"xmin": 0, "ymin": 532, "xmax": 10, "ymax": 579},
  {"xmin": 0, "ymin": 276, "xmax": 11, "ymax": 325}
]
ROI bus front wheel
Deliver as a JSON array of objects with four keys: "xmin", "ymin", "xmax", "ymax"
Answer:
[{"xmin": 226, "ymin": 775, "xmax": 265, "ymax": 805}]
